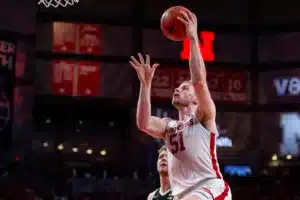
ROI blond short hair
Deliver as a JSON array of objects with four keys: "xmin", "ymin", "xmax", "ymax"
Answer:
[{"xmin": 158, "ymin": 145, "xmax": 167, "ymax": 154}]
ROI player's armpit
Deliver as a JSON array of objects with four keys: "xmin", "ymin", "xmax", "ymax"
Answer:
[
  {"xmin": 138, "ymin": 116, "xmax": 169, "ymax": 139},
  {"xmin": 202, "ymin": 118, "xmax": 219, "ymax": 135},
  {"xmin": 193, "ymin": 81, "xmax": 216, "ymax": 121}
]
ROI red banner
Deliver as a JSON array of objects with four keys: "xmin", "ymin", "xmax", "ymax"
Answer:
[
  {"xmin": 151, "ymin": 68, "xmax": 248, "ymax": 103},
  {"xmin": 51, "ymin": 60, "xmax": 76, "ymax": 96},
  {"xmin": 79, "ymin": 24, "xmax": 102, "ymax": 54},
  {"xmin": 77, "ymin": 61, "xmax": 100, "ymax": 96},
  {"xmin": 51, "ymin": 60, "xmax": 100, "ymax": 97},
  {"xmin": 152, "ymin": 68, "xmax": 175, "ymax": 98},
  {"xmin": 207, "ymin": 69, "xmax": 248, "ymax": 102},
  {"xmin": 52, "ymin": 22, "xmax": 77, "ymax": 52}
]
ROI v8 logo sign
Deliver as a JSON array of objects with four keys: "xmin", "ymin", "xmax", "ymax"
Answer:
[{"xmin": 274, "ymin": 77, "xmax": 300, "ymax": 96}]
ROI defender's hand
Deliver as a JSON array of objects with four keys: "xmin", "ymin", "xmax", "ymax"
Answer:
[
  {"xmin": 177, "ymin": 10, "xmax": 198, "ymax": 41},
  {"xmin": 130, "ymin": 53, "xmax": 159, "ymax": 87}
]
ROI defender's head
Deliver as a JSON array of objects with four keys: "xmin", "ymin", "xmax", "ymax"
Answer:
[
  {"xmin": 157, "ymin": 145, "xmax": 168, "ymax": 176},
  {"xmin": 172, "ymin": 81, "xmax": 197, "ymax": 109}
]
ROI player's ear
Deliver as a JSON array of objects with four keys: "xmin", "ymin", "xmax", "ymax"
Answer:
[{"xmin": 192, "ymin": 96, "xmax": 198, "ymax": 105}]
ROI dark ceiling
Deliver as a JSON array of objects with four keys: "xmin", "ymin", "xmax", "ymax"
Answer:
[{"xmin": 0, "ymin": 0, "xmax": 300, "ymax": 35}]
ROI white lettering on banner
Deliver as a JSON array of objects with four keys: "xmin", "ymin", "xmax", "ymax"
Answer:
[
  {"xmin": 0, "ymin": 40, "xmax": 15, "ymax": 70},
  {"xmin": 211, "ymin": 92, "xmax": 247, "ymax": 101},
  {"xmin": 0, "ymin": 40, "xmax": 15, "ymax": 53},
  {"xmin": 280, "ymin": 113, "xmax": 300, "ymax": 155},
  {"xmin": 208, "ymin": 77, "xmax": 219, "ymax": 90},
  {"xmin": 81, "ymin": 25, "xmax": 98, "ymax": 32},
  {"xmin": 80, "ymin": 34, "xmax": 100, "ymax": 48},
  {"xmin": 274, "ymin": 77, "xmax": 300, "ymax": 96},
  {"xmin": 153, "ymin": 75, "xmax": 170, "ymax": 87},
  {"xmin": 53, "ymin": 22, "xmax": 76, "ymax": 44},
  {"xmin": 79, "ymin": 65, "xmax": 97, "ymax": 75},
  {"xmin": 53, "ymin": 62, "xmax": 74, "ymax": 83},
  {"xmin": 228, "ymin": 79, "xmax": 242, "ymax": 91},
  {"xmin": 0, "ymin": 54, "xmax": 9, "ymax": 66}
]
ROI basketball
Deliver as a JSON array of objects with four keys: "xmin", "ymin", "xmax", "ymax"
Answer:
[{"xmin": 160, "ymin": 6, "xmax": 191, "ymax": 41}]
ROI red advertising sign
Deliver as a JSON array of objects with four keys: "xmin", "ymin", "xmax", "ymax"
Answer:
[
  {"xmin": 152, "ymin": 68, "xmax": 248, "ymax": 103},
  {"xmin": 52, "ymin": 22, "xmax": 77, "ymax": 52},
  {"xmin": 207, "ymin": 69, "xmax": 248, "ymax": 102},
  {"xmin": 79, "ymin": 24, "xmax": 102, "ymax": 54},
  {"xmin": 77, "ymin": 61, "xmax": 100, "ymax": 96},
  {"xmin": 51, "ymin": 60, "xmax": 76, "ymax": 96},
  {"xmin": 15, "ymin": 41, "xmax": 26, "ymax": 78},
  {"xmin": 152, "ymin": 68, "xmax": 175, "ymax": 98}
]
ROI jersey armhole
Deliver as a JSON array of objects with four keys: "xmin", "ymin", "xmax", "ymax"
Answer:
[
  {"xmin": 162, "ymin": 118, "xmax": 174, "ymax": 139},
  {"xmin": 193, "ymin": 113, "xmax": 218, "ymax": 137}
]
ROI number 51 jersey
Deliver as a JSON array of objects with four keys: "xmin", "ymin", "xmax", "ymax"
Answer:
[{"xmin": 164, "ymin": 114, "xmax": 223, "ymax": 196}]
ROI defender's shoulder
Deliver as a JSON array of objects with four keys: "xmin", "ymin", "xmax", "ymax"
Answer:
[{"xmin": 147, "ymin": 189, "xmax": 158, "ymax": 200}]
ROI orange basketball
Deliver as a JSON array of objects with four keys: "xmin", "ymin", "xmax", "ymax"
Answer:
[{"xmin": 160, "ymin": 6, "xmax": 191, "ymax": 41}]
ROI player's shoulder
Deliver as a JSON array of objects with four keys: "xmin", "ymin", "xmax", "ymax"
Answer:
[
  {"xmin": 147, "ymin": 189, "xmax": 159, "ymax": 200},
  {"xmin": 163, "ymin": 117, "xmax": 177, "ymax": 133},
  {"xmin": 162, "ymin": 117, "xmax": 173, "ymax": 123}
]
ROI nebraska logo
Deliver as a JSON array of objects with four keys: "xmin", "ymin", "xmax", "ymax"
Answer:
[
  {"xmin": 180, "ymin": 31, "xmax": 215, "ymax": 62},
  {"xmin": 273, "ymin": 77, "xmax": 300, "ymax": 96}
]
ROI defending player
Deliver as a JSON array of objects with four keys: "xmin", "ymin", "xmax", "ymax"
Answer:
[
  {"xmin": 130, "ymin": 10, "xmax": 231, "ymax": 200},
  {"xmin": 147, "ymin": 145, "xmax": 174, "ymax": 200}
]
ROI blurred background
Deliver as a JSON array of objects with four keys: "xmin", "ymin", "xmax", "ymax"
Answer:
[{"xmin": 0, "ymin": 0, "xmax": 300, "ymax": 199}]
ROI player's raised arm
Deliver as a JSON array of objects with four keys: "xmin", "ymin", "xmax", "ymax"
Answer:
[
  {"xmin": 177, "ymin": 11, "xmax": 216, "ymax": 122},
  {"xmin": 129, "ymin": 53, "xmax": 169, "ymax": 139}
]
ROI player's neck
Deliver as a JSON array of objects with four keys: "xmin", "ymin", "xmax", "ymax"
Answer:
[
  {"xmin": 178, "ymin": 106, "xmax": 194, "ymax": 121},
  {"xmin": 160, "ymin": 176, "xmax": 171, "ymax": 193}
]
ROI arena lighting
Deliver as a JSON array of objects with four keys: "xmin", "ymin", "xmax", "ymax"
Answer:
[
  {"xmin": 86, "ymin": 148, "xmax": 93, "ymax": 155},
  {"xmin": 15, "ymin": 155, "xmax": 20, "ymax": 161},
  {"xmin": 72, "ymin": 147, "xmax": 78, "ymax": 152},
  {"xmin": 271, "ymin": 154, "xmax": 278, "ymax": 161},
  {"xmin": 286, "ymin": 154, "xmax": 292, "ymax": 160},
  {"xmin": 57, "ymin": 144, "xmax": 64, "ymax": 150},
  {"xmin": 100, "ymin": 149, "xmax": 107, "ymax": 156},
  {"xmin": 45, "ymin": 118, "xmax": 51, "ymax": 124},
  {"xmin": 42, "ymin": 142, "xmax": 49, "ymax": 147}
]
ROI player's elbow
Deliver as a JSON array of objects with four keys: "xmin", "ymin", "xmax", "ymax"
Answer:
[
  {"xmin": 136, "ymin": 122, "xmax": 162, "ymax": 138},
  {"xmin": 136, "ymin": 120, "xmax": 150, "ymax": 132}
]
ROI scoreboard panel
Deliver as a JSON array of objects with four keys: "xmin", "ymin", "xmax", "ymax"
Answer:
[{"xmin": 152, "ymin": 67, "xmax": 250, "ymax": 103}]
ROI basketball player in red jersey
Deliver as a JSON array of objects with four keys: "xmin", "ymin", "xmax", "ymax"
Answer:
[{"xmin": 129, "ymin": 10, "xmax": 231, "ymax": 200}]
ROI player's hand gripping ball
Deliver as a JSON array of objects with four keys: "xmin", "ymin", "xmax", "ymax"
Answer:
[{"xmin": 160, "ymin": 6, "xmax": 192, "ymax": 41}]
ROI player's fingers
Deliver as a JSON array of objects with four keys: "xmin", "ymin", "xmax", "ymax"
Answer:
[
  {"xmin": 192, "ymin": 13, "xmax": 197, "ymax": 24},
  {"xmin": 129, "ymin": 61, "xmax": 138, "ymax": 70},
  {"xmin": 177, "ymin": 17, "xmax": 189, "ymax": 25},
  {"xmin": 180, "ymin": 10, "xmax": 192, "ymax": 22},
  {"xmin": 186, "ymin": 10, "xmax": 194, "ymax": 22},
  {"xmin": 130, "ymin": 56, "xmax": 140, "ymax": 66},
  {"xmin": 138, "ymin": 53, "xmax": 145, "ymax": 64},
  {"xmin": 152, "ymin": 63, "xmax": 160, "ymax": 70},
  {"xmin": 146, "ymin": 54, "xmax": 150, "ymax": 65}
]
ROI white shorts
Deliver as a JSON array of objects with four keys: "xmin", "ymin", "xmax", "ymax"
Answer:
[{"xmin": 176, "ymin": 179, "xmax": 232, "ymax": 200}]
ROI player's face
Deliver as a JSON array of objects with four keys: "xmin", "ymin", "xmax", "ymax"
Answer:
[
  {"xmin": 172, "ymin": 81, "xmax": 196, "ymax": 108},
  {"xmin": 157, "ymin": 150, "xmax": 168, "ymax": 176}
]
